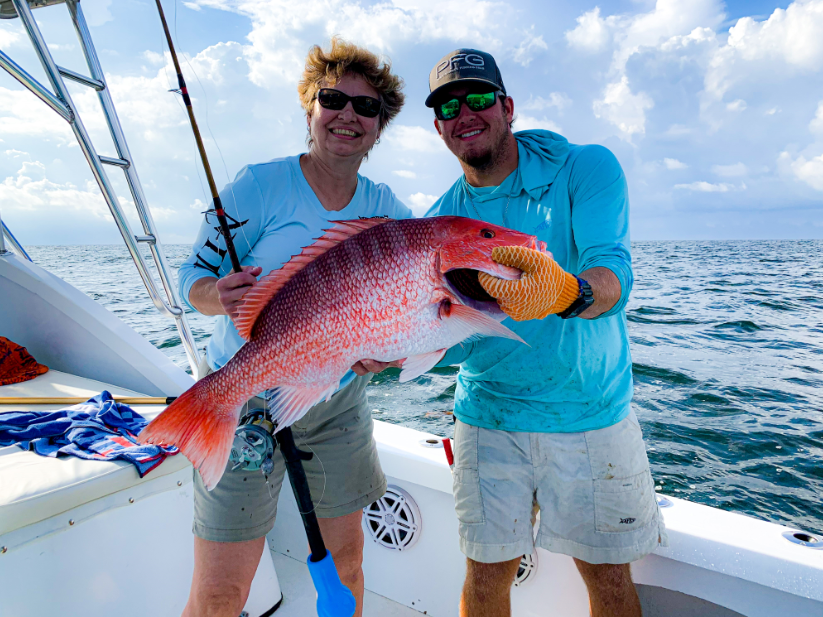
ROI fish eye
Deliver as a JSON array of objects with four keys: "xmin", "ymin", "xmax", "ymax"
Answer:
[{"xmin": 480, "ymin": 229, "xmax": 495, "ymax": 239}]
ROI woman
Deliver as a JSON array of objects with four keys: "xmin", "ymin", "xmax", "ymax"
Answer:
[{"xmin": 176, "ymin": 38, "xmax": 411, "ymax": 617}]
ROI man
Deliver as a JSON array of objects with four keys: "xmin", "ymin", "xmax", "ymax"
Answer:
[{"xmin": 423, "ymin": 49, "xmax": 666, "ymax": 617}]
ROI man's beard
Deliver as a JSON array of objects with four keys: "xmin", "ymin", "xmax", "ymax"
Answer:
[{"xmin": 457, "ymin": 119, "xmax": 510, "ymax": 172}]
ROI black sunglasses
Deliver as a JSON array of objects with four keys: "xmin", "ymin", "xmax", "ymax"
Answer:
[
  {"xmin": 316, "ymin": 88, "xmax": 382, "ymax": 118},
  {"xmin": 434, "ymin": 91, "xmax": 498, "ymax": 121}
]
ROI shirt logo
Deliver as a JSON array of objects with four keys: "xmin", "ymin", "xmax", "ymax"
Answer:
[
  {"xmin": 534, "ymin": 220, "xmax": 550, "ymax": 233},
  {"xmin": 193, "ymin": 209, "xmax": 249, "ymax": 276},
  {"xmin": 437, "ymin": 53, "xmax": 485, "ymax": 79},
  {"xmin": 619, "ymin": 517, "xmax": 636, "ymax": 525}
]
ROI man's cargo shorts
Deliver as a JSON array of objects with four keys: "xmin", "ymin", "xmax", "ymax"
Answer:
[{"xmin": 452, "ymin": 411, "xmax": 668, "ymax": 564}]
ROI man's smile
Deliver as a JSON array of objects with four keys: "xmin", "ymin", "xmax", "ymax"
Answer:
[{"xmin": 456, "ymin": 127, "xmax": 486, "ymax": 140}]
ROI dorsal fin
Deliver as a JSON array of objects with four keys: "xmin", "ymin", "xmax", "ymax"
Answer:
[{"xmin": 233, "ymin": 217, "xmax": 392, "ymax": 340}]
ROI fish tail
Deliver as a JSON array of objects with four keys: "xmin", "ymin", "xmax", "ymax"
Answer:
[{"xmin": 138, "ymin": 372, "xmax": 243, "ymax": 490}]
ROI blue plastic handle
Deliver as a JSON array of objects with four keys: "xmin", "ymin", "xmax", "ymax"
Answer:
[{"xmin": 306, "ymin": 551, "xmax": 356, "ymax": 617}]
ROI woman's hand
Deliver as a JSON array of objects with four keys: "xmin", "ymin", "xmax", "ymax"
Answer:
[
  {"xmin": 216, "ymin": 265, "xmax": 262, "ymax": 321},
  {"xmin": 351, "ymin": 358, "xmax": 405, "ymax": 376}
]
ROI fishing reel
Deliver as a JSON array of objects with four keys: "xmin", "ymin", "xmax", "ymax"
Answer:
[{"xmin": 229, "ymin": 408, "xmax": 277, "ymax": 474}]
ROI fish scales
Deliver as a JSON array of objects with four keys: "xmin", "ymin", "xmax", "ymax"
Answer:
[{"xmin": 232, "ymin": 219, "xmax": 441, "ymax": 392}]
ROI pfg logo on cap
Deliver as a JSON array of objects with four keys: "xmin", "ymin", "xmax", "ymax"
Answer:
[{"xmin": 436, "ymin": 53, "xmax": 486, "ymax": 80}]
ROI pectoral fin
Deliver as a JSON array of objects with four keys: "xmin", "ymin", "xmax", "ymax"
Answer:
[
  {"xmin": 442, "ymin": 303, "xmax": 526, "ymax": 345},
  {"xmin": 267, "ymin": 381, "xmax": 340, "ymax": 430},
  {"xmin": 398, "ymin": 349, "xmax": 447, "ymax": 383}
]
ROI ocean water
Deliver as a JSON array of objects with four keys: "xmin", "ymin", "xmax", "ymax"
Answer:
[{"xmin": 25, "ymin": 241, "xmax": 823, "ymax": 536}]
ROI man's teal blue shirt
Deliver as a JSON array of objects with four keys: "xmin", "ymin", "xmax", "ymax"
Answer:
[{"xmin": 425, "ymin": 130, "xmax": 633, "ymax": 433}]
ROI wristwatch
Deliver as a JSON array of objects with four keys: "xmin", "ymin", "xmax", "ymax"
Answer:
[{"xmin": 558, "ymin": 276, "xmax": 594, "ymax": 319}]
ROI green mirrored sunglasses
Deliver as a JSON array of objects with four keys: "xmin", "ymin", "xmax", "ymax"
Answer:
[{"xmin": 434, "ymin": 91, "xmax": 498, "ymax": 121}]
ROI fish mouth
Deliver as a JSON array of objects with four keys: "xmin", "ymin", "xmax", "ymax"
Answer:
[{"xmin": 444, "ymin": 267, "xmax": 520, "ymax": 316}]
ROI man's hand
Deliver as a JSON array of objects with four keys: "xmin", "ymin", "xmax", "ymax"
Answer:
[
  {"xmin": 351, "ymin": 358, "xmax": 405, "ymax": 376},
  {"xmin": 478, "ymin": 246, "xmax": 580, "ymax": 321}
]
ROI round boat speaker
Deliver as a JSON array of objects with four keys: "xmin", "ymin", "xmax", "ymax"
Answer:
[
  {"xmin": 362, "ymin": 485, "xmax": 421, "ymax": 551},
  {"xmin": 513, "ymin": 552, "xmax": 538, "ymax": 587}
]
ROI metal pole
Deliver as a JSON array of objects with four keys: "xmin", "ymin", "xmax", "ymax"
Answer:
[
  {"xmin": 10, "ymin": 0, "xmax": 183, "ymax": 321},
  {"xmin": 0, "ymin": 208, "xmax": 8, "ymax": 255},
  {"xmin": 66, "ymin": 0, "xmax": 200, "ymax": 376}
]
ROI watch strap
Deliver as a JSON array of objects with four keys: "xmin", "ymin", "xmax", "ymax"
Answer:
[{"xmin": 558, "ymin": 276, "xmax": 594, "ymax": 319}]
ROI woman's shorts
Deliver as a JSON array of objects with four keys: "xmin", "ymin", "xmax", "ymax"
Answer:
[{"xmin": 192, "ymin": 358, "xmax": 387, "ymax": 543}]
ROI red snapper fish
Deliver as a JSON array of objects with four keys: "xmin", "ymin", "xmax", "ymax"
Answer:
[{"xmin": 140, "ymin": 216, "xmax": 542, "ymax": 489}]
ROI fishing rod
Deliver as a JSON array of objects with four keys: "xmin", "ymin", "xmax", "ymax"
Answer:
[{"xmin": 153, "ymin": 3, "xmax": 355, "ymax": 615}]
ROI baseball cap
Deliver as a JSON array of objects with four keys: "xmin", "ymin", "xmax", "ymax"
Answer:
[{"xmin": 425, "ymin": 49, "xmax": 506, "ymax": 107}]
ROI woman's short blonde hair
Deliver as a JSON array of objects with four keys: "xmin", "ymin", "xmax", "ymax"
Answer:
[{"xmin": 298, "ymin": 37, "xmax": 404, "ymax": 133}]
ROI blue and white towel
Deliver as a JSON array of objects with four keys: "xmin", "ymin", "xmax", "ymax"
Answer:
[{"xmin": 0, "ymin": 391, "xmax": 178, "ymax": 477}]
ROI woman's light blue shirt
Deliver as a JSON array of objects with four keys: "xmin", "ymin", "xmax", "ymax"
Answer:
[
  {"xmin": 426, "ymin": 130, "xmax": 634, "ymax": 434},
  {"xmin": 178, "ymin": 154, "xmax": 413, "ymax": 372}
]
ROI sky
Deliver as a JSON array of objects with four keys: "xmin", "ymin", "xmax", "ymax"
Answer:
[{"xmin": 0, "ymin": 0, "xmax": 822, "ymax": 245}]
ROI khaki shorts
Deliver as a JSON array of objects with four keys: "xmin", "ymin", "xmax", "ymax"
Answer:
[
  {"xmin": 452, "ymin": 411, "xmax": 667, "ymax": 565},
  {"xmin": 193, "ymin": 358, "xmax": 387, "ymax": 543}
]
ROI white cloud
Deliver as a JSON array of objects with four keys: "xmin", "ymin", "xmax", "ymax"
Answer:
[
  {"xmin": 407, "ymin": 192, "xmax": 438, "ymax": 217},
  {"xmin": 568, "ymin": 1, "xmax": 724, "ymax": 72},
  {"xmin": 0, "ymin": 87, "xmax": 75, "ymax": 144},
  {"xmin": 705, "ymin": 0, "xmax": 823, "ymax": 104},
  {"xmin": 617, "ymin": 1, "xmax": 723, "ymax": 67},
  {"xmin": 766, "ymin": 107, "xmax": 781, "ymax": 116},
  {"xmin": 142, "ymin": 50, "xmax": 165, "ymax": 65},
  {"xmin": 515, "ymin": 115, "xmax": 561, "ymax": 133},
  {"xmin": 712, "ymin": 162, "xmax": 748, "ymax": 177},
  {"xmin": 811, "ymin": 101, "xmax": 823, "ymax": 134},
  {"xmin": 780, "ymin": 151, "xmax": 823, "ymax": 190},
  {"xmin": 187, "ymin": 0, "xmax": 505, "ymax": 88},
  {"xmin": 664, "ymin": 158, "xmax": 688, "ymax": 170},
  {"xmin": 0, "ymin": 28, "xmax": 20, "ymax": 49},
  {"xmin": 520, "ymin": 92, "xmax": 572, "ymax": 113},
  {"xmin": 665, "ymin": 124, "xmax": 692, "ymax": 137},
  {"xmin": 82, "ymin": 0, "xmax": 114, "ymax": 27},
  {"xmin": 674, "ymin": 181, "xmax": 744, "ymax": 192},
  {"xmin": 392, "ymin": 170, "xmax": 417, "ymax": 179},
  {"xmin": 183, "ymin": 2, "xmax": 202, "ymax": 10},
  {"xmin": 513, "ymin": 28, "xmax": 548, "ymax": 67},
  {"xmin": 385, "ymin": 125, "xmax": 444, "ymax": 153},
  {"xmin": 0, "ymin": 162, "xmax": 109, "ymax": 219},
  {"xmin": 726, "ymin": 99, "xmax": 747, "ymax": 112},
  {"xmin": 565, "ymin": 7, "xmax": 612, "ymax": 53},
  {"xmin": 593, "ymin": 76, "xmax": 654, "ymax": 139},
  {"xmin": 726, "ymin": 2, "xmax": 823, "ymax": 68}
]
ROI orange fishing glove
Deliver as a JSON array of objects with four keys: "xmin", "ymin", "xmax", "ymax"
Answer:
[{"xmin": 478, "ymin": 246, "xmax": 580, "ymax": 321}]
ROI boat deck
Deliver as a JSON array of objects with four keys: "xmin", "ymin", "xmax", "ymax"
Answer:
[{"xmin": 271, "ymin": 550, "xmax": 422, "ymax": 616}]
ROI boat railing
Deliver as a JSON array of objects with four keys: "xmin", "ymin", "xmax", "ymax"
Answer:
[
  {"xmin": 0, "ymin": 209, "xmax": 31, "ymax": 261},
  {"xmin": 0, "ymin": 0, "xmax": 200, "ymax": 377}
]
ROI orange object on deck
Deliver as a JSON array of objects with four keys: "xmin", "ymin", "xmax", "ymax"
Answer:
[{"xmin": 0, "ymin": 337, "xmax": 48, "ymax": 387}]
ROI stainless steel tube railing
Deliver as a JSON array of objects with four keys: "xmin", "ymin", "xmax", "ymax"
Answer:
[
  {"xmin": 0, "ymin": 208, "xmax": 8, "ymax": 256},
  {"xmin": 0, "ymin": 0, "xmax": 200, "ymax": 376},
  {"xmin": 0, "ymin": 211, "xmax": 32, "ymax": 261}
]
